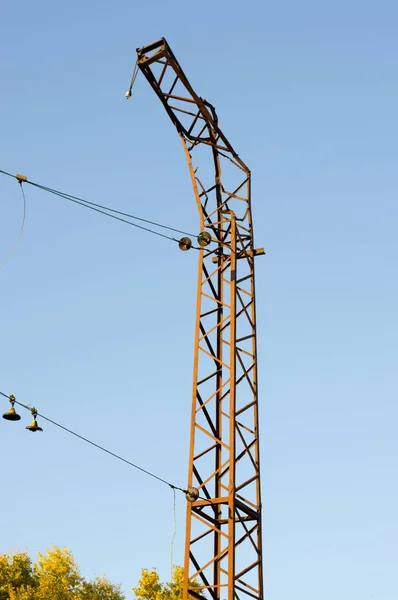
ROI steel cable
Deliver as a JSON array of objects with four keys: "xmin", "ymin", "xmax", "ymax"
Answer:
[{"xmin": 0, "ymin": 390, "xmax": 187, "ymax": 494}]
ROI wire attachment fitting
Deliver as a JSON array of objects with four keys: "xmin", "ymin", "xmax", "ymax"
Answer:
[
  {"xmin": 179, "ymin": 237, "xmax": 192, "ymax": 251},
  {"xmin": 16, "ymin": 174, "xmax": 27, "ymax": 183}
]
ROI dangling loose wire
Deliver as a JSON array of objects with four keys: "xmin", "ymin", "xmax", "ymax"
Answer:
[
  {"xmin": 170, "ymin": 486, "xmax": 177, "ymax": 579},
  {"xmin": 0, "ymin": 183, "xmax": 26, "ymax": 269},
  {"xmin": 126, "ymin": 61, "xmax": 139, "ymax": 99}
]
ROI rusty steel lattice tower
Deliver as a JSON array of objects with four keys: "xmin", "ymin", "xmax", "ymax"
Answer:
[{"xmin": 135, "ymin": 38, "xmax": 264, "ymax": 600}]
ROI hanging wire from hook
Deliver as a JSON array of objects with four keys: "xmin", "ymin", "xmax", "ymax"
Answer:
[
  {"xmin": 125, "ymin": 61, "xmax": 139, "ymax": 99},
  {"xmin": 170, "ymin": 486, "xmax": 177, "ymax": 579},
  {"xmin": 0, "ymin": 181, "xmax": 26, "ymax": 269}
]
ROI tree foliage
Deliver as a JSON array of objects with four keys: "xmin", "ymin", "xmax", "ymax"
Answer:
[
  {"xmin": 1, "ymin": 546, "xmax": 201, "ymax": 600},
  {"xmin": 133, "ymin": 566, "xmax": 202, "ymax": 600},
  {"xmin": 0, "ymin": 546, "xmax": 124, "ymax": 600}
]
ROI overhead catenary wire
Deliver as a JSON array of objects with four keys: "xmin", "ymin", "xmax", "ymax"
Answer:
[
  {"xmin": 0, "ymin": 171, "xmax": 221, "ymax": 503},
  {"xmin": 0, "ymin": 168, "xmax": 199, "ymax": 245},
  {"xmin": 30, "ymin": 181, "xmax": 239, "ymax": 255},
  {"xmin": 0, "ymin": 169, "xmax": 242, "ymax": 254},
  {"xmin": 32, "ymin": 183, "xmax": 181, "ymax": 243},
  {"xmin": 0, "ymin": 390, "xmax": 187, "ymax": 495},
  {"xmin": 30, "ymin": 181, "xmax": 197, "ymax": 239}
]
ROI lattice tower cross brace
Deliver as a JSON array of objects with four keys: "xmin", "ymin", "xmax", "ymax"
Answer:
[{"xmin": 135, "ymin": 38, "xmax": 264, "ymax": 600}]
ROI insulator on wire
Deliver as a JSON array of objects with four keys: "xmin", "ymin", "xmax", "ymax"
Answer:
[
  {"xmin": 2, "ymin": 395, "xmax": 21, "ymax": 421},
  {"xmin": 25, "ymin": 407, "xmax": 43, "ymax": 432},
  {"xmin": 179, "ymin": 237, "xmax": 192, "ymax": 251},
  {"xmin": 197, "ymin": 231, "xmax": 211, "ymax": 247},
  {"xmin": 185, "ymin": 487, "xmax": 199, "ymax": 502}
]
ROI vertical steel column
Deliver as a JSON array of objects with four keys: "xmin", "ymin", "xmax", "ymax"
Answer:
[{"xmin": 227, "ymin": 212, "xmax": 237, "ymax": 600}]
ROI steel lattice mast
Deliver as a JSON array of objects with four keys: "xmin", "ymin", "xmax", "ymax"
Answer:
[{"xmin": 135, "ymin": 38, "xmax": 264, "ymax": 600}]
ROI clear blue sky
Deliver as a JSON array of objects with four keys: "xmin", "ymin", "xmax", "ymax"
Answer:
[{"xmin": 1, "ymin": 1, "xmax": 397, "ymax": 599}]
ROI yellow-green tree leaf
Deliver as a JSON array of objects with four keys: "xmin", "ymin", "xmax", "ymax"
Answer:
[{"xmin": 0, "ymin": 546, "xmax": 124, "ymax": 600}]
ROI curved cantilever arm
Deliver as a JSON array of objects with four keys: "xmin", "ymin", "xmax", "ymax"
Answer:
[
  {"xmin": 137, "ymin": 38, "xmax": 249, "ymax": 171},
  {"xmin": 135, "ymin": 38, "xmax": 263, "ymax": 600}
]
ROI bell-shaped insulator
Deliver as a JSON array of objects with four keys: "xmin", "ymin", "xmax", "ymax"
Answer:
[
  {"xmin": 2, "ymin": 395, "xmax": 21, "ymax": 421},
  {"xmin": 25, "ymin": 408, "xmax": 43, "ymax": 432},
  {"xmin": 179, "ymin": 237, "xmax": 192, "ymax": 251},
  {"xmin": 26, "ymin": 418, "xmax": 43, "ymax": 432},
  {"xmin": 197, "ymin": 231, "xmax": 212, "ymax": 247}
]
